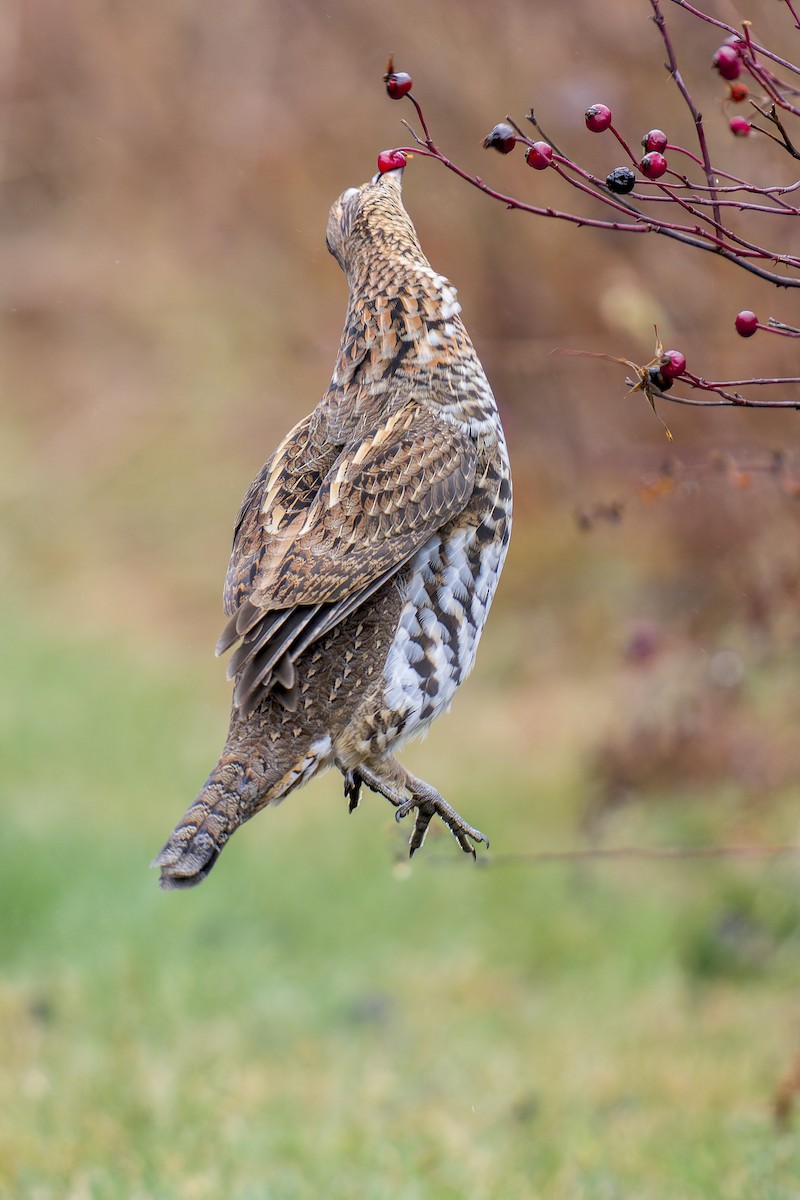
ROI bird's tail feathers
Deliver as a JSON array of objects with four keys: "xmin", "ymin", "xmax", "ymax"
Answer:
[{"xmin": 153, "ymin": 753, "xmax": 266, "ymax": 890}]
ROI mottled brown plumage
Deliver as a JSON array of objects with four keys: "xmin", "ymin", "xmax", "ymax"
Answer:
[{"xmin": 154, "ymin": 164, "xmax": 512, "ymax": 889}]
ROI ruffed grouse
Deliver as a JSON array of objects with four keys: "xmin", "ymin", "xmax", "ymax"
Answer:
[{"xmin": 154, "ymin": 161, "xmax": 512, "ymax": 889}]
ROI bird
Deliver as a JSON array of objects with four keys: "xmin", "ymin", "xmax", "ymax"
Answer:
[{"xmin": 153, "ymin": 158, "xmax": 512, "ymax": 889}]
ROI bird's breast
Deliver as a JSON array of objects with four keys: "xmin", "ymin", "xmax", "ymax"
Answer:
[{"xmin": 379, "ymin": 449, "xmax": 512, "ymax": 747}]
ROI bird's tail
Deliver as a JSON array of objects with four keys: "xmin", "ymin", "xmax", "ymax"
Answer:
[{"xmin": 153, "ymin": 750, "xmax": 273, "ymax": 890}]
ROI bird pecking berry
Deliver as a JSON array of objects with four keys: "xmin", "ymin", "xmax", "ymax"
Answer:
[
  {"xmin": 713, "ymin": 45, "xmax": 741, "ymax": 80},
  {"xmin": 482, "ymin": 122, "xmax": 516, "ymax": 154},
  {"xmin": 641, "ymin": 129, "xmax": 668, "ymax": 153},
  {"xmin": 729, "ymin": 82, "xmax": 749, "ymax": 103},
  {"xmin": 606, "ymin": 166, "xmax": 636, "ymax": 194},
  {"xmin": 729, "ymin": 116, "xmax": 750, "ymax": 137},
  {"xmin": 659, "ymin": 349, "xmax": 686, "ymax": 379},
  {"xmin": 648, "ymin": 367, "xmax": 673, "ymax": 393},
  {"xmin": 585, "ymin": 103, "xmax": 613, "ymax": 133},
  {"xmin": 640, "ymin": 151, "xmax": 668, "ymax": 179},
  {"xmin": 524, "ymin": 141, "xmax": 554, "ymax": 170},
  {"xmin": 376, "ymin": 149, "xmax": 408, "ymax": 174},
  {"xmin": 735, "ymin": 310, "xmax": 759, "ymax": 337}
]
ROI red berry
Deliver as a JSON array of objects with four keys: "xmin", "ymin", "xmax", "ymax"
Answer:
[
  {"xmin": 735, "ymin": 310, "xmax": 759, "ymax": 337},
  {"xmin": 729, "ymin": 116, "xmax": 751, "ymax": 137},
  {"xmin": 640, "ymin": 151, "xmax": 668, "ymax": 179},
  {"xmin": 729, "ymin": 82, "xmax": 749, "ymax": 103},
  {"xmin": 659, "ymin": 349, "xmax": 686, "ymax": 379},
  {"xmin": 585, "ymin": 103, "xmax": 612, "ymax": 133},
  {"xmin": 376, "ymin": 149, "xmax": 408, "ymax": 174},
  {"xmin": 524, "ymin": 141, "xmax": 553, "ymax": 170},
  {"xmin": 713, "ymin": 45, "xmax": 741, "ymax": 80},
  {"xmin": 482, "ymin": 122, "xmax": 516, "ymax": 154},
  {"xmin": 384, "ymin": 71, "xmax": 413, "ymax": 100},
  {"xmin": 642, "ymin": 128, "xmax": 668, "ymax": 153}
]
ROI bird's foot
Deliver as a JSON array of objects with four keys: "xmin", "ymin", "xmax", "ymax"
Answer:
[
  {"xmin": 343, "ymin": 769, "xmax": 362, "ymax": 813},
  {"xmin": 354, "ymin": 764, "xmax": 489, "ymax": 859}
]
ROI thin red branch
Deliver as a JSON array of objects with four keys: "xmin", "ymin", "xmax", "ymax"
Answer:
[
  {"xmin": 669, "ymin": 0, "xmax": 800, "ymax": 79},
  {"xmin": 650, "ymin": 0, "xmax": 723, "ymax": 234}
]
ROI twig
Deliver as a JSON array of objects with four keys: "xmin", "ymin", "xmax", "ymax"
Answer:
[
  {"xmin": 651, "ymin": 0, "xmax": 723, "ymax": 235},
  {"xmin": 430, "ymin": 843, "xmax": 800, "ymax": 866}
]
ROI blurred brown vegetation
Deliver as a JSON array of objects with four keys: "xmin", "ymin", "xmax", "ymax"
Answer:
[{"xmin": 3, "ymin": 0, "xmax": 800, "ymax": 828}]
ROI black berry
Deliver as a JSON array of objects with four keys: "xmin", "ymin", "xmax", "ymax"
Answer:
[
  {"xmin": 648, "ymin": 366, "xmax": 673, "ymax": 392},
  {"xmin": 606, "ymin": 166, "xmax": 636, "ymax": 195}
]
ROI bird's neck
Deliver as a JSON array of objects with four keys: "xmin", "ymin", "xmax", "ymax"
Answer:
[{"xmin": 330, "ymin": 256, "xmax": 463, "ymax": 392}]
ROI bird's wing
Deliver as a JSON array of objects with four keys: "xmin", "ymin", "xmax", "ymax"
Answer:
[{"xmin": 217, "ymin": 400, "xmax": 477, "ymax": 714}]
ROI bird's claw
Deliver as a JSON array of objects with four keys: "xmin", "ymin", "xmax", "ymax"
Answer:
[
  {"xmin": 344, "ymin": 769, "xmax": 362, "ymax": 813},
  {"xmin": 395, "ymin": 794, "xmax": 489, "ymax": 859},
  {"xmin": 350, "ymin": 762, "xmax": 488, "ymax": 859}
]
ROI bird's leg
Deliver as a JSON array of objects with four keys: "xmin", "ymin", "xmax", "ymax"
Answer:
[{"xmin": 353, "ymin": 762, "xmax": 489, "ymax": 859}]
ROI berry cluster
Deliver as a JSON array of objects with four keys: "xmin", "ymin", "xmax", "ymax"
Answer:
[
  {"xmin": 379, "ymin": 6, "xmax": 800, "ymax": 424},
  {"xmin": 712, "ymin": 35, "xmax": 755, "ymax": 136},
  {"xmin": 582, "ymin": 105, "xmax": 671, "ymax": 191},
  {"xmin": 481, "ymin": 104, "xmax": 677, "ymax": 195}
]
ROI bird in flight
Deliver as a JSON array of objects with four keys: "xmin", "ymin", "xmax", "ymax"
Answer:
[{"xmin": 154, "ymin": 159, "xmax": 512, "ymax": 889}]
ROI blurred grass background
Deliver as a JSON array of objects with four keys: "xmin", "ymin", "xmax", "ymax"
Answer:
[{"xmin": 3, "ymin": 0, "xmax": 800, "ymax": 1196}]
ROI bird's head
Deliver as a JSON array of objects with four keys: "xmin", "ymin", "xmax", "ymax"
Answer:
[{"xmin": 325, "ymin": 159, "xmax": 422, "ymax": 283}]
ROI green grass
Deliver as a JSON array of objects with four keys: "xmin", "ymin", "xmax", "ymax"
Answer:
[{"xmin": 2, "ymin": 609, "xmax": 800, "ymax": 1199}]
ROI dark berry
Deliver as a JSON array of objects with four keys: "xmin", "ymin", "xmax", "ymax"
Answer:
[
  {"xmin": 641, "ymin": 129, "xmax": 668, "ymax": 153},
  {"xmin": 482, "ymin": 122, "xmax": 516, "ymax": 154},
  {"xmin": 648, "ymin": 367, "xmax": 673, "ymax": 392},
  {"xmin": 713, "ymin": 45, "xmax": 741, "ymax": 80},
  {"xmin": 729, "ymin": 116, "xmax": 750, "ymax": 137},
  {"xmin": 659, "ymin": 349, "xmax": 686, "ymax": 379},
  {"xmin": 606, "ymin": 166, "xmax": 636, "ymax": 194},
  {"xmin": 640, "ymin": 151, "xmax": 668, "ymax": 179},
  {"xmin": 735, "ymin": 310, "xmax": 759, "ymax": 337},
  {"xmin": 376, "ymin": 149, "xmax": 408, "ymax": 174},
  {"xmin": 524, "ymin": 141, "xmax": 553, "ymax": 170},
  {"xmin": 585, "ymin": 103, "xmax": 612, "ymax": 133},
  {"xmin": 729, "ymin": 82, "xmax": 749, "ymax": 103}
]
